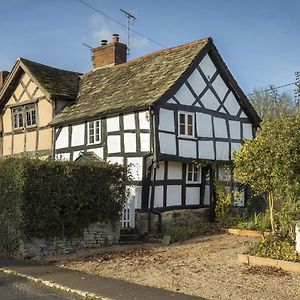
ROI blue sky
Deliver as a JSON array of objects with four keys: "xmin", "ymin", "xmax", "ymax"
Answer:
[{"xmin": 0, "ymin": 0, "xmax": 299, "ymax": 95}]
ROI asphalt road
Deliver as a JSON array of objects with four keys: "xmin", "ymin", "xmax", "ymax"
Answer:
[{"xmin": 0, "ymin": 272, "xmax": 82, "ymax": 300}]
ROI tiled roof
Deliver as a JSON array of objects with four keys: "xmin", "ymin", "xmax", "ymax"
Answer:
[
  {"xmin": 20, "ymin": 58, "xmax": 81, "ymax": 100},
  {"xmin": 51, "ymin": 38, "xmax": 211, "ymax": 125}
]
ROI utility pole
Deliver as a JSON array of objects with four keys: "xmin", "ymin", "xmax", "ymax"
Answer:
[{"xmin": 120, "ymin": 9, "xmax": 136, "ymax": 57}]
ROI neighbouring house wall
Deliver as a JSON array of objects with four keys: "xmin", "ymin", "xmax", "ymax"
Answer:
[
  {"xmin": 54, "ymin": 110, "xmax": 152, "ymax": 209},
  {"xmin": 1, "ymin": 73, "xmax": 54, "ymax": 157},
  {"xmin": 19, "ymin": 221, "xmax": 120, "ymax": 260}
]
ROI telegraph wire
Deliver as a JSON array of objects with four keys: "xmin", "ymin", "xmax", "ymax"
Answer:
[
  {"xmin": 76, "ymin": 0, "xmax": 167, "ymax": 49},
  {"xmin": 247, "ymin": 82, "xmax": 297, "ymax": 97}
]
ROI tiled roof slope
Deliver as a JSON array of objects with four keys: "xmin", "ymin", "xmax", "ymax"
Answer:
[
  {"xmin": 51, "ymin": 38, "xmax": 210, "ymax": 125},
  {"xmin": 20, "ymin": 58, "xmax": 81, "ymax": 100}
]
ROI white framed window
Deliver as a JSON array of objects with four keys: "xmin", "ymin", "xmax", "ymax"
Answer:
[
  {"xmin": 24, "ymin": 104, "xmax": 36, "ymax": 127},
  {"xmin": 12, "ymin": 107, "xmax": 24, "ymax": 129},
  {"xmin": 88, "ymin": 120, "xmax": 101, "ymax": 144},
  {"xmin": 186, "ymin": 163, "xmax": 201, "ymax": 183},
  {"xmin": 179, "ymin": 111, "xmax": 194, "ymax": 137}
]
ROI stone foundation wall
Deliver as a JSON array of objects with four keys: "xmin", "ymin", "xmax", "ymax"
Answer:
[
  {"xmin": 19, "ymin": 221, "xmax": 120, "ymax": 260},
  {"xmin": 136, "ymin": 208, "xmax": 210, "ymax": 234}
]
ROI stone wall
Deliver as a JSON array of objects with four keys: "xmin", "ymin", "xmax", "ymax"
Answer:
[
  {"xmin": 136, "ymin": 208, "xmax": 210, "ymax": 234},
  {"xmin": 19, "ymin": 221, "xmax": 120, "ymax": 260}
]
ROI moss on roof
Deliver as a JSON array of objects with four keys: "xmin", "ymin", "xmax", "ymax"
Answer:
[
  {"xmin": 20, "ymin": 58, "xmax": 81, "ymax": 100},
  {"xmin": 51, "ymin": 38, "xmax": 210, "ymax": 125}
]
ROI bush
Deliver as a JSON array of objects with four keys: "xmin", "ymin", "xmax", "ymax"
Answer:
[
  {"xmin": 0, "ymin": 158, "xmax": 129, "ymax": 254},
  {"xmin": 249, "ymin": 235, "xmax": 300, "ymax": 262}
]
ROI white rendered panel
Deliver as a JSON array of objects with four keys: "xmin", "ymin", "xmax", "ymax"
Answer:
[
  {"xmin": 140, "ymin": 133, "xmax": 150, "ymax": 152},
  {"xmin": 134, "ymin": 186, "xmax": 142, "ymax": 209},
  {"xmin": 56, "ymin": 153, "xmax": 70, "ymax": 161},
  {"xmin": 154, "ymin": 186, "xmax": 164, "ymax": 208},
  {"xmin": 159, "ymin": 109, "xmax": 174, "ymax": 132},
  {"xmin": 196, "ymin": 113, "xmax": 213, "ymax": 138},
  {"xmin": 167, "ymin": 161, "xmax": 182, "ymax": 180},
  {"xmin": 108, "ymin": 157, "xmax": 123, "ymax": 165},
  {"xmin": 167, "ymin": 98, "xmax": 177, "ymax": 104},
  {"xmin": 186, "ymin": 187, "xmax": 200, "ymax": 205},
  {"xmin": 127, "ymin": 157, "xmax": 143, "ymax": 181},
  {"xmin": 240, "ymin": 111, "xmax": 247, "ymax": 118},
  {"xmin": 123, "ymin": 114, "xmax": 135, "ymax": 130},
  {"xmin": 203, "ymin": 185, "xmax": 210, "ymax": 205},
  {"xmin": 229, "ymin": 120, "xmax": 241, "ymax": 140},
  {"xmin": 200, "ymin": 89, "xmax": 220, "ymax": 111},
  {"xmin": 159, "ymin": 133, "xmax": 176, "ymax": 155},
  {"xmin": 107, "ymin": 135, "xmax": 121, "ymax": 153},
  {"xmin": 92, "ymin": 147, "xmax": 104, "ymax": 159},
  {"xmin": 167, "ymin": 185, "xmax": 181, "ymax": 206},
  {"xmin": 187, "ymin": 68, "xmax": 206, "ymax": 96},
  {"xmin": 56, "ymin": 127, "xmax": 69, "ymax": 149},
  {"xmin": 179, "ymin": 139, "xmax": 197, "ymax": 158},
  {"xmin": 212, "ymin": 75, "xmax": 228, "ymax": 101},
  {"xmin": 71, "ymin": 124, "xmax": 85, "ymax": 147},
  {"xmin": 231, "ymin": 142, "xmax": 242, "ymax": 157},
  {"xmin": 107, "ymin": 116, "xmax": 120, "ymax": 132},
  {"xmin": 73, "ymin": 151, "xmax": 81, "ymax": 161},
  {"xmin": 198, "ymin": 141, "xmax": 214, "ymax": 160},
  {"xmin": 156, "ymin": 161, "xmax": 165, "ymax": 180},
  {"xmin": 214, "ymin": 117, "xmax": 228, "ymax": 138},
  {"xmin": 243, "ymin": 123, "xmax": 253, "ymax": 139},
  {"xmin": 139, "ymin": 111, "xmax": 150, "ymax": 130},
  {"xmin": 224, "ymin": 92, "xmax": 240, "ymax": 116},
  {"xmin": 124, "ymin": 133, "xmax": 136, "ymax": 153},
  {"xmin": 216, "ymin": 141, "xmax": 230, "ymax": 160},
  {"xmin": 199, "ymin": 54, "xmax": 217, "ymax": 80},
  {"xmin": 174, "ymin": 83, "xmax": 195, "ymax": 106}
]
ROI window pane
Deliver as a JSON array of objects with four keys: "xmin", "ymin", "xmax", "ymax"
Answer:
[
  {"xmin": 18, "ymin": 113, "xmax": 23, "ymax": 128},
  {"xmin": 187, "ymin": 172, "xmax": 193, "ymax": 181},
  {"xmin": 31, "ymin": 110, "xmax": 36, "ymax": 125},
  {"xmin": 95, "ymin": 121, "xmax": 100, "ymax": 141},
  {"xmin": 187, "ymin": 124, "xmax": 193, "ymax": 136},
  {"xmin": 187, "ymin": 115, "xmax": 193, "ymax": 125},
  {"xmin": 180, "ymin": 124, "xmax": 185, "ymax": 135},
  {"xmin": 179, "ymin": 113, "xmax": 185, "ymax": 124},
  {"xmin": 194, "ymin": 172, "xmax": 198, "ymax": 182},
  {"xmin": 26, "ymin": 111, "xmax": 31, "ymax": 126},
  {"xmin": 188, "ymin": 164, "xmax": 193, "ymax": 172}
]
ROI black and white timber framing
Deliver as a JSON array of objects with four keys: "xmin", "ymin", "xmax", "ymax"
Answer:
[{"xmin": 54, "ymin": 50, "xmax": 257, "ymax": 211}]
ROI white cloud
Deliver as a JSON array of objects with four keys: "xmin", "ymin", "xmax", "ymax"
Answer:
[{"xmin": 88, "ymin": 15, "xmax": 149, "ymax": 51}]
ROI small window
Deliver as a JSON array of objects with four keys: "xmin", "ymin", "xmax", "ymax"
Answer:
[
  {"xmin": 12, "ymin": 107, "xmax": 24, "ymax": 129},
  {"xmin": 88, "ymin": 120, "xmax": 101, "ymax": 144},
  {"xmin": 24, "ymin": 104, "xmax": 36, "ymax": 127},
  {"xmin": 178, "ymin": 112, "xmax": 194, "ymax": 137},
  {"xmin": 186, "ymin": 163, "xmax": 201, "ymax": 183}
]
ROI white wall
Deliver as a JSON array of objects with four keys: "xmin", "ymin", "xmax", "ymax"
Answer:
[
  {"xmin": 167, "ymin": 161, "xmax": 182, "ymax": 180},
  {"xmin": 159, "ymin": 108, "xmax": 174, "ymax": 132},
  {"xmin": 56, "ymin": 127, "xmax": 69, "ymax": 149},
  {"xmin": 159, "ymin": 132, "xmax": 176, "ymax": 155},
  {"xmin": 71, "ymin": 124, "xmax": 85, "ymax": 147},
  {"xmin": 167, "ymin": 185, "xmax": 181, "ymax": 206}
]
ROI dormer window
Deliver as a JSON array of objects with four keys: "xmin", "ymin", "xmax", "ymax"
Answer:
[{"xmin": 179, "ymin": 111, "xmax": 194, "ymax": 137}]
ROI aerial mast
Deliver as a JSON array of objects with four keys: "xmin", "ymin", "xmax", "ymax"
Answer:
[{"xmin": 120, "ymin": 9, "xmax": 136, "ymax": 57}]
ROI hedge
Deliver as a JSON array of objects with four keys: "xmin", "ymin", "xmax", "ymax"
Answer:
[{"xmin": 0, "ymin": 158, "xmax": 129, "ymax": 254}]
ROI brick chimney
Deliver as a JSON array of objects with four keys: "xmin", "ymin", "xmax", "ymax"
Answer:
[
  {"xmin": 92, "ymin": 34, "xmax": 127, "ymax": 69},
  {"xmin": 0, "ymin": 71, "xmax": 9, "ymax": 91}
]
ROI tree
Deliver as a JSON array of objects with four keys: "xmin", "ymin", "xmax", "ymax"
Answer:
[
  {"xmin": 249, "ymin": 86, "xmax": 296, "ymax": 119},
  {"xmin": 234, "ymin": 114, "xmax": 300, "ymax": 234}
]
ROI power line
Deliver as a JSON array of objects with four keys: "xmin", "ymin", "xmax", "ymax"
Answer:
[
  {"xmin": 77, "ymin": 0, "xmax": 167, "ymax": 49},
  {"xmin": 247, "ymin": 82, "xmax": 297, "ymax": 96}
]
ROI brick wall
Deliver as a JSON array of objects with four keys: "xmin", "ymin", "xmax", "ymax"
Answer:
[{"xmin": 19, "ymin": 221, "xmax": 120, "ymax": 260}]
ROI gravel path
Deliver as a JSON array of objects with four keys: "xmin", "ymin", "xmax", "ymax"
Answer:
[{"xmin": 58, "ymin": 234, "xmax": 300, "ymax": 300}]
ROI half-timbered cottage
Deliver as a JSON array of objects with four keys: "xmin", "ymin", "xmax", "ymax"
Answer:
[
  {"xmin": 0, "ymin": 59, "xmax": 80, "ymax": 158},
  {"xmin": 50, "ymin": 35, "xmax": 260, "ymax": 230}
]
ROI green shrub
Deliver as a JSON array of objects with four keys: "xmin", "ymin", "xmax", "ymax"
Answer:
[
  {"xmin": 0, "ymin": 158, "xmax": 129, "ymax": 254},
  {"xmin": 249, "ymin": 235, "xmax": 300, "ymax": 262}
]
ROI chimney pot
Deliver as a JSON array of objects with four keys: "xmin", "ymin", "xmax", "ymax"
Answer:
[
  {"xmin": 101, "ymin": 39, "xmax": 108, "ymax": 46},
  {"xmin": 112, "ymin": 34, "xmax": 119, "ymax": 43}
]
